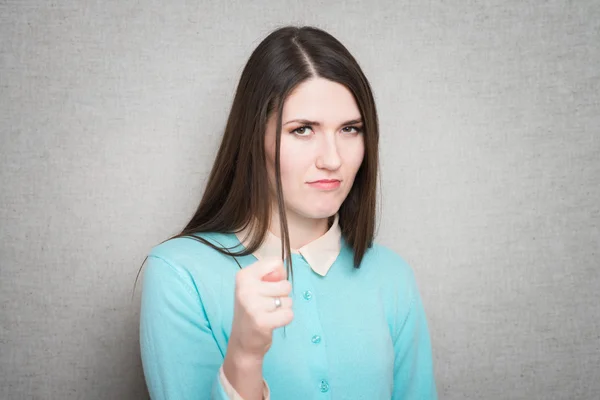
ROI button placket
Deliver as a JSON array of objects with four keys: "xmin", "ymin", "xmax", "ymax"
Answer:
[{"xmin": 294, "ymin": 255, "xmax": 330, "ymax": 396}]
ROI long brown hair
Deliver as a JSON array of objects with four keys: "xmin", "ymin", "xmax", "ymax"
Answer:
[{"xmin": 134, "ymin": 25, "xmax": 380, "ymax": 294}]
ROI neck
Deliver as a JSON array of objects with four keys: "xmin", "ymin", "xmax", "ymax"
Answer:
[{"xmin": 269, "ymin": 209, "xmax": 330, "ymax": 249}]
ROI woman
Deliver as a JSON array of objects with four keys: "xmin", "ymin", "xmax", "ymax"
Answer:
[{"xmin": 139, "ymin": 25, "xmax": 437, "ymax": 399}]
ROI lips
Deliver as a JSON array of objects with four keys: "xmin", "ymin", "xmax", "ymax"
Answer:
[
  {"xmin": 310, "ymin": 179, "xmax": 340, "ymax": 183},
  {"xmin": 307, "ymin": 179, "xmax": 341, "ymax": 190}
]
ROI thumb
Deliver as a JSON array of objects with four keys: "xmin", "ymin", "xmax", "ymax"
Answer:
[
  {"xmin": 262, "ymin": 265, "xmax": 287, "ymax": 282},
  {"xmin": 249, "ymin": 257, "xmax": 285, "ymax": 280}
]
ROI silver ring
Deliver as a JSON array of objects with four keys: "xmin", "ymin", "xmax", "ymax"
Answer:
[{"xmin": 273, "ymin": 296, "xmax": 282, "ymax": 309}]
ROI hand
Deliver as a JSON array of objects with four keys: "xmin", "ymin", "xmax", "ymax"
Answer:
[{"xmin": 228, "ymin": 257, "xmax": 294, "ymax": 361}]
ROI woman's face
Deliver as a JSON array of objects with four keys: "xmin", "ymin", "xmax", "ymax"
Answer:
[{"xmin": 264, "ymin": 77, "xmax": 365, "ymax": 221}]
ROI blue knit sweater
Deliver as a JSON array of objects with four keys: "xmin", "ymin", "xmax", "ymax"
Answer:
[{"xmin": 140, "ymin": 232, "xmax": 437, "ymax": 399}]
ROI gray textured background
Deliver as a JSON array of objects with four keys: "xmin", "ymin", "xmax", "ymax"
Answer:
[{"xmin": 1, "ymin": 0, "xmax": 599, "ymax": 399}]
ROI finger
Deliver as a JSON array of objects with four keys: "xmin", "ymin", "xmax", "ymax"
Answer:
[
  {"xmin": 246, "ymin": 257, "xmax": 285, "ymax": 279},
  {"xmin": 261, "ymin": 295, "xmax": 293, "ymax": 312},
  {"xmin": 262, "ymin": 307, "xmax": 294, "ymax": 329},
  {"xmin": 258, "ymin": 280, "xmax": 292, "ymax": 297},
  {"xmin": 262, "ymin": 266, "xmax": 287, "ymax": 282}
]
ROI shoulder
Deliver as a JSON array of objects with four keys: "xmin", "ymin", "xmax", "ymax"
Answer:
[
  {"xmin": 143, "ymin": 231, "xmax": 242, "ymax": 288},
  {"xmin": 361, "ymin": 242, "xmax": 415, "ymax": 280},
  {"xmin": 359, "ymin": 243, "xmax": 426, "ymax": 330},
  {"xmin": 353, "ymin": 241, "xmax": 422, "ymax": 304},
  {"xmin": 148, "ymin": 231, "xmax": 239, "ymax": 265}
]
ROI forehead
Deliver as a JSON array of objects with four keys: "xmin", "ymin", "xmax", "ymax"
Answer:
[{"xmin": 282, "ymin": 78, "xmax": 361, "ymax": 122}]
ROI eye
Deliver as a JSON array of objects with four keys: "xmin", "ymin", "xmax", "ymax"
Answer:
[
  {"xmin": 291, "ymin": 126, "xmax": 313, "ymax": 136},
  {"xmin": 342, "ymin": 125, "xmax": 363, "ymax": 134}
]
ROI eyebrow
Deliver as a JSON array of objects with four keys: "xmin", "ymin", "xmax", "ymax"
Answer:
[{"xmin": 283, "ymin": 118, "xmax": 363, "ymax": 127}]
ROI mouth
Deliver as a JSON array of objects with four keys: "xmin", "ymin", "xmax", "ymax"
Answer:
[{"xmin": 306, "ymin": 179, "xmax": 341, "ymax": 190}]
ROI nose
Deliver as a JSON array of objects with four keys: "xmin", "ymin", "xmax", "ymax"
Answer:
[{"xmin": 315, "ymin": 135, "xmax": 342, "ymax": 170}]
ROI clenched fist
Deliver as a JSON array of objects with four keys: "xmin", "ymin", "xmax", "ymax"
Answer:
[{"xmin": 228, "ymin": 257, "xmax": 294, "ymax": 360}]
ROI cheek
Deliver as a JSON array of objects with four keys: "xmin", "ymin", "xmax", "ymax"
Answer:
[
  {"xmin": 265, "ymin": 137, "xmax": 308, "ymax": 192},
  {"xmin": 345, "ymin": 139, "xmax": 366, "ymax": 174},
  {"xmin": 278, "ymin": 140, "xmax": 309, "ymax": 181}
]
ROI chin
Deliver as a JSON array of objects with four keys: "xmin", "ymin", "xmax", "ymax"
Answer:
[{"xmin": 297, "ymin": 205, "xmax": 340, "ymax": 220}]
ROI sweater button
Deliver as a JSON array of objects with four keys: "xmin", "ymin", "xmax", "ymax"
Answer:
[
  {"xmin": 303, "ymin": 290, "xmax": 313, "ymax": 301},
  {"xmin": 311, "ymin": 335, "xmax": 321, "ymax": 344},
  {"xmin": 319, "ymin": 379, "xmax": 329, "ymax": 392}
]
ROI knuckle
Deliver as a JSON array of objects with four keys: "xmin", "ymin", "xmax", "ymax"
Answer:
[
  {"xmin": 281, "ymin": 280, "xmax": 292, "ymax": 293},
  {"xmin": 284, "ymin": 308, "xmax": 294, "ymax": 323}
]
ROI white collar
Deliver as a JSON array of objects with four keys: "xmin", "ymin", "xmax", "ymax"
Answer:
[{"xmin": 235, "ymin": 214, "xmax": 342, "ymax": 276}]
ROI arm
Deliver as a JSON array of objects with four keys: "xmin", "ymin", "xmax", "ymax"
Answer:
[
  {"xmin": 392, "ymin": 271, "xmax": 438, "ymax": 400},
  {"xmin": 139, "ymin": 255, "xmax": 269, "ymax": 399}
]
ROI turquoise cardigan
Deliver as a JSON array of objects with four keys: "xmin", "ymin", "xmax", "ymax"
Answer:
[{"xmin": 140, "ymin": 232, "xmax": 437, "ymax": 399}]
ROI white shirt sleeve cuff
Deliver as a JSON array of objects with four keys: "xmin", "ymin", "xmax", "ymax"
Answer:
[{"xmin": 219, "ymin": 364, "xmax": 270, "ymax": 400}]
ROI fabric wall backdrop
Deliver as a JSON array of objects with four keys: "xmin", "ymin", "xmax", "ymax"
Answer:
[{"xmin": 1, "ymin": 0, "xmax": 598, "ymax": 399}]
